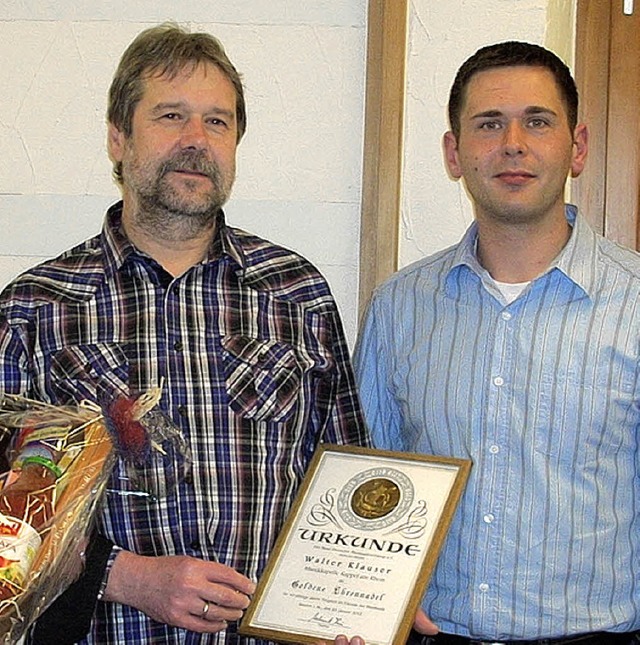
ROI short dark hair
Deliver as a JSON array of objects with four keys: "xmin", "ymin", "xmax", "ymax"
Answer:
[
  {"xmin": 108, "ymin": 23, "xmax": 246, "ymax": 183},
  {"xmin": 448, "ymin": 41, "xmax": 578, "ymax": 139}
]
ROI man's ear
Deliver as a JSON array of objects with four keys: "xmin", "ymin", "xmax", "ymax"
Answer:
[
  {"xmin": 570, "ymin": 123, "xmax": 588, "ymax": 178},
  {"xmin": 107, "ymin": 123, "xmax": 126, "ymax": 163},
  {"xmin": 443, "ymin": 131, "xmax": 463, "ymax": 179}
]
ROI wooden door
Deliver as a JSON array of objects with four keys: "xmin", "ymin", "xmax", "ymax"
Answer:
[{"xmin": 574, "ymin": 0, "xmax": 640, "ymax": 249}]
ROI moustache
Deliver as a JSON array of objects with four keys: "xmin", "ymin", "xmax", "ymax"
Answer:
[{"xmin": 160, "ymin": 151, "xmax": 220, "ymax": 180}]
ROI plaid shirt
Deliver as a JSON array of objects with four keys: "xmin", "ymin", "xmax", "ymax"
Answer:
[{"xmin": 0, "ymin": 202, "xmax": 368, "ymax": 644}]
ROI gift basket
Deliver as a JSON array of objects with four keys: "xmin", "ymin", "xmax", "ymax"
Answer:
[
  {"xmin": 0, "ymin": 395, "xmax": 113, "ymax": 642},
  {"xmin": 0, "ymin": 387, "xmax": 190, "ymax": 643}
]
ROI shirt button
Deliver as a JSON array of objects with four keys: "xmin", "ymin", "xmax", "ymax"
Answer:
[
  {"xmin": 174, "ymin": 340, "xmax": 184, "ymax": 351},
  {"xmin": 177, "ymin": 405, "xmax": 188, "ymax": 417},
  {"xmin": 493, "ymin": 376, "xmax": 504, "ymax": 386},
  {"xmin": 483, "ymin": 513, "xmax": 495, "ymax": 524},
  {"xmin": 501, "ymin": 311, "xmax": 512, "ymax": 321},
  {"xmin": 479, "ymin": 583, "xmax": 489, "ymax": 593},
  {"xmin": 489, "ymin": 445, "xmax": 500, "ymax": 454}
]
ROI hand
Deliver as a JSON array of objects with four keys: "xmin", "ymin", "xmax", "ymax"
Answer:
[
  {"xmin": 315, "ymin": 635, "xmax": 364, "ymax": 645},
  {"xmin": 331, "ymin": 635, "xmax": 365, "ymax": 645},
  {"xmin": 103, "ymin": 551, "xmax": 256, "ymax": 633},
  {"xmin": 414, "ymin": 608, "xmax": 438, "ymax": 635},
  {"xmin": 316, "ymin": 607, "xmax": 437, "ymax": 645}
]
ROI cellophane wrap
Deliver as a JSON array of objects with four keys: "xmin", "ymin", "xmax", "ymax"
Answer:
[
  {"xmin": 101, "ymin": 387, "xmax": 191, "ymax": 501},
  {"xmin": 0, "ymin": 395, "xmax": 114, "ymax": 643}
]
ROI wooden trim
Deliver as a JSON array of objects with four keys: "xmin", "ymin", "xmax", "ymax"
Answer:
[
  {"xmin": 604, "ymin": 5, "xmax": 640, "ymax": 248},
  {"xmin": 358, "ymin": 0, "xmax": 408, "ymax": 318},
  {"xmin": 573, "ymin": 0, "xmax": 612, "ymax": 236},
  {"xmin": 574, "ymin": 0, "xmax": 640, "ymax": 250}
]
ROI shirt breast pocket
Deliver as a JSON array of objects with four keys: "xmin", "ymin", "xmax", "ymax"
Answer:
[
  {"xmin": 50, "ymin": 343, "xmax": 130, "ymax": 404},
  {"xmin": 221, "ymin": 335, "xmax": 310, "ymax": 423}
]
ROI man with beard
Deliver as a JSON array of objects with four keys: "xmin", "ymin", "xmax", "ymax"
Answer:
[
  {"xmin": 0, "ymin": 24, "xmax": 368, "ymax": 644},
  {"xmin": 354, "ymin": 41, "xmax": 640, "ymax": 644}
]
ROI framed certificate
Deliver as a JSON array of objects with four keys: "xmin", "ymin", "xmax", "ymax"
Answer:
[{"xmin": 239, "ymin": 444, "xmax": 471, "ymax": 645}]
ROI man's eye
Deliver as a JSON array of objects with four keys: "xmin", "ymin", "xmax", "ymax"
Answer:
[
  {"xmin": 479, "ymin": 121, "xmax": 501, "ymax": 131},
  {"xmin": 528, "ymin": 118, "xmax": 549, "ymax": 128},
  {"xmin": 161, "ymin": 113, "xmax": 182, "ymax": 121}
]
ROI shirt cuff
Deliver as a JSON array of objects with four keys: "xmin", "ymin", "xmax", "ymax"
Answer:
[{"xmin": 97, "ymin": 545, "xmax": 122, "ymax": 601}]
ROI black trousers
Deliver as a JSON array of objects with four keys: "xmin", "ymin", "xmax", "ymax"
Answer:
[{"xmin": 406, "ymin": 628, "xmax": 640, "ymax": 645}]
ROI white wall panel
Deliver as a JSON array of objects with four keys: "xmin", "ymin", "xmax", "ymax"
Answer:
[
  {"xmin": 400, "ymin": 0, "xmax": 575, "ymax": 267},
  {"xmin": 0, "ymin": 8, "xmax": 366, "ymax": 345},
  {"xmin": 0, "ymin": 1, "xmax": 576, "ymax": 347}
]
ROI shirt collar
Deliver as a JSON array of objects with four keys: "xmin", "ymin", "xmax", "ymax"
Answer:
[
  {"xmin": 446, "ymin": 204, "xmax": 598, "ymax": 299},
  {"xmin": 101, "ymin": 201, "xmax": 247, "ymax": 281},
  {"xmin": 552, "ymin": 204, "xmax": 598, "ymax": 297}
]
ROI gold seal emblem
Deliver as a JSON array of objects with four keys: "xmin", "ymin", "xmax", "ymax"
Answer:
[{"xmin": 350, "ymin": 477, "xmax": 401, "ymax": 519}]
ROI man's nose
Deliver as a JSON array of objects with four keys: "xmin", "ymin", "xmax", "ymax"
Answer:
[
  {"xmin": 180, "ymin": 117, "xmax": 207, "ymax": 148},
  {"xmin": 502, "ymin": 122, "xmax": 527, "ymax": 156}
]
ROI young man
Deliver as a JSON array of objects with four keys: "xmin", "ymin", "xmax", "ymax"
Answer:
[
  {"xmin": 0, "ymin": 23, "xmax": 368, "ymax": 643},
  {"xmin": 354, "ymin": 41, "xmax": 640, "ymax": 645}
]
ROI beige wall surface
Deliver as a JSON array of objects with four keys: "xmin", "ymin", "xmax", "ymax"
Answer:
[
  {"xmin": 0, "ymin": 1, "xmax": 576, "ymax": 344},
  {"xmin": 0, "ymin": 3, "xmax": 367, "ymax": 344},
  {"xmin": 400, "ymin": 0, "xmax": 576, "ymax": 268}
]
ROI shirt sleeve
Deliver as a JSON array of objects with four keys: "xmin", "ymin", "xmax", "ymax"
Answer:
[
  {"xmin": 318, "ymin": 305, "xmax": 371, "ymax": 449},
  {"xmin": 0, "ymin": 312, "xmax": 32, "ymax": 396},
  {"xmin": 0, "ymin": 312, "xmax": 115, "ymax": 638},
  {"xmin": 352, "ymin": 293, "xmax": 404, "ymax": 451}
]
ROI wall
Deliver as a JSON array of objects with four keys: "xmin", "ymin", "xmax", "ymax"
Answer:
[
  {"xmin": 0, "ymin": 1, "xmax": 367, "ymax": 344},
  {"xmin": 400, "ymin": 0, "xmax": 576, "ymax": 267},
  {"xmin": 0, "ymin": 1, "xmax": 577, "ymax": 345}
]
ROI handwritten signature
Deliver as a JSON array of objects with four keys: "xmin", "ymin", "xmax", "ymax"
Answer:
[{"xmin": 308, "ymin": 612, "xmax": 348, "ymax": 628}]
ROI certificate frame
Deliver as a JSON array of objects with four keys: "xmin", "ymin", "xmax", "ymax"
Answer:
[{"xmin": 239, "ymin": 444, "xmax": 471, "ymax": 645}]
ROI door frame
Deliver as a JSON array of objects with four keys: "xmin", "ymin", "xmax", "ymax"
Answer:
[
  {"xmin": 574, "ymin": 0, "xmax": 640, "ymax": 249},
  {"xmin": 358, "ymin": 0, "xmax": 408, "ymax": 318}
]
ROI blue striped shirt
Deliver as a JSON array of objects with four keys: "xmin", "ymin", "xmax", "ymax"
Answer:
[
  {"xmin": 353, "ymin": 205, "xmax": 640, "ymax": 640},
  {"xmin": 0, "ymin": 202, "xmax": 367, "ymax": 644}
]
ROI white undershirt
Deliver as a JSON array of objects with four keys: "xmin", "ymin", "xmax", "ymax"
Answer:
[
  {"xmin": 473, "ymin": 239, "xmax": 532, "ymax": 303},
  {"xmin": 492, "ymin": 278, "xmax": 531, "ymax": 304}
]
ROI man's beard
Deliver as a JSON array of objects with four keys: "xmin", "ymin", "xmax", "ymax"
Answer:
[{"xmin": 126, "ymin": 149, "xmax": 234, "ymax": 241}]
